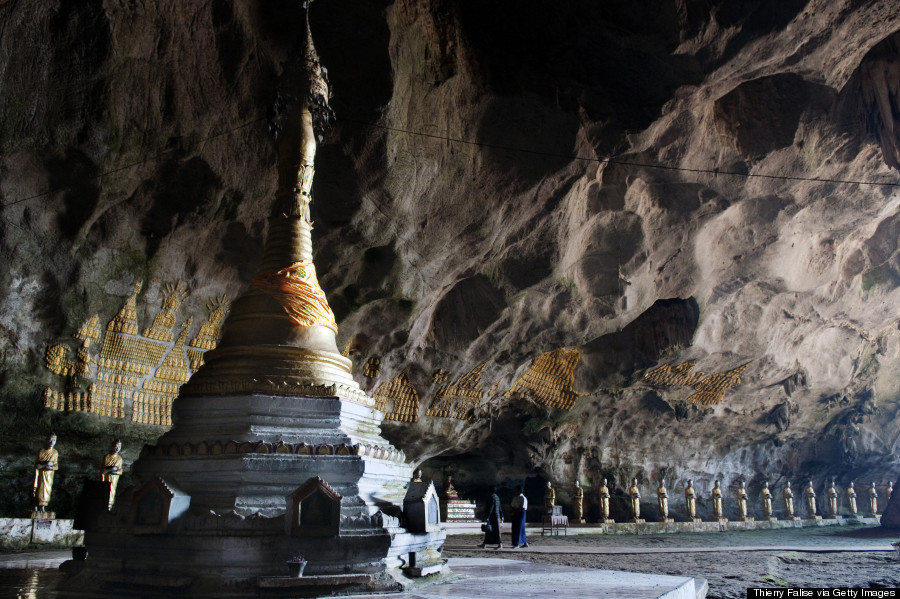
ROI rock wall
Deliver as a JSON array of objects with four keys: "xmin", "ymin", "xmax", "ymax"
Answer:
[{"xmin": 1, "ymin": 0, "xmax": 900, "ymax": 516}]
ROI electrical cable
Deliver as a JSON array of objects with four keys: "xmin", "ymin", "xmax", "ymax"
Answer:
[
  {"xmin": 3, "ymin": 112, "xmax": 898, "ymax": 212},
  {"xmin": 343, "ymin": 118, "xmax": 900, "ymax": 188}
]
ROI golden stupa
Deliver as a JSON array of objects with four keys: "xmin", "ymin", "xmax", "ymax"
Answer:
[
  {"xmin": 67, "ymin": 10, "xmax": 446, "ymax": 596},
  {"xmin": 179, "ymin": 17, "xmax": 367, "ymax": 405}
]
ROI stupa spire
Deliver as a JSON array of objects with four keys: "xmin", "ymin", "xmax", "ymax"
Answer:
[
  {"xmin": 262, "ymin": 5, "xmax": 334, "ymax": 268},
  {"xmin": 179, "ymin": 6, "xmax": 363, "ymax": 402}
]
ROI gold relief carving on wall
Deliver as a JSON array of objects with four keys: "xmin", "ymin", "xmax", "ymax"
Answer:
[
  {"xmin": 363, "ymin": 357, "xmax": 381, "ymax": 379},
  {"xmin": 373, "ymin": 371, "xmax": 419, "ymax": 422},
  {"xmin": 426, "ymin": 362, "xmax": 486, "ymax": 420},
  {"xmin": 644, "ymin": 360, "xmax": 751, "ymax": 405},
  {"xmin": 143, "ymin": 281, "xmax": 188, "ymax": 342},
  {"xmin": 45, "ymin": 313, "xmax": 101, "ymax": 390},
  {"xmin": 42, "ymin": 282, "xmax": 225, "ymax": 425},
  {"xmin": 187, "ymin": 296, "xmax": 230, "ymax": 371},
  {"xmin": 132, "ymin": 319, "xmax": 193, "ymax": 426},
  {"xmin": 107, "ymin": 283, "xmax": 142, "ymax": 334},
  {"xmin": 504, "ymin": 348, "xmax": 584, "ymax": 410},
  {"xmin": 339, "ymin": 335, "xmax": 363, "ymax": 358}
]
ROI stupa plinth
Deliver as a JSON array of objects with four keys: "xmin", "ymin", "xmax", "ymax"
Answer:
[{"xmin": 61, "ymin": 9, "xmax": 445, "ymax": 597}]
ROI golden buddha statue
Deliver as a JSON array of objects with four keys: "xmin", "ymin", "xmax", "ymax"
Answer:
[
  {"xmin": 656, "ymin": 480, "xmax": 669, "ymax": 521},
  {"xmin": 573, "ymin": 481, "xmax": 584, "ymax": 523},
  {"xmin": 783, "ymin": 482, "xmax": 795, "ymax": 518},
  {"xmin": 867, "ymin": 482, "xmax": 879, "ymax": 516},
  {"xmin": 685, "ymin": 480, "xmax": 698, "ymax": 520},
  {"xmin": 761, "ymin": 481, "xmax": 774, "ymax": 519},
  {"xmin": 826, "ymin": 480, "xmax": 838, "ymax": 518},
  {"xmin": 711, "ymin": 480, "xmax": 724, "ymax": 520},
  {"xmin": 629, "ymin": 478, "xmax": 641, "ymax": 521},
  {"xmin": 544, "ymin": 481, "xmax": 556, "ymax": 512},
  {"xmin": 100, "ymin": 439, "xmax": 124, "ymax": 509},
  {"xmin": 847, "ymin": 482, "xmax": 858, "ymax": 516},
  {"xmin": 599, "ymin": 478, "xmax": 611, "ymax": 521},
  {"xmin": 736, "ymin": 481, "xmax": 749, "ymax": 520},
  {"xmin": 443, "ymin": 475, "xmax": 459, "ymax": 500},
  {"xmin": 804, "ymin": 481, "xmax": 817, "ymax": 517},
  {"xmin": 32, "ymin": 433, "xmax": 58, "ymax": 514}
]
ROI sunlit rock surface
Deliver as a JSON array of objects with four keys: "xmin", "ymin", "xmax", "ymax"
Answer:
[{"xmin": 2, "ymin": 0, "xmax": 900, "ymax": 517}]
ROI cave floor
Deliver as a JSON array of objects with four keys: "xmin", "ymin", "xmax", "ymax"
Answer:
[
  {"xmin": 1, "ymin": 526, "xmax": 897, "ymax": 599},
  {"xmin": 445, "ymin": 525, "xmax": 900, "ymax": 599}
]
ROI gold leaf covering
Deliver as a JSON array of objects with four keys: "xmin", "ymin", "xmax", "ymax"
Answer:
[
  {"xmin": 644, "ymin": 360, "xmax": 750, "ymax": 405},
  {"xmin": 504, "ymin": 348, "xmax": 584, "ymax": 410},
  {"xmin": 426, "ymin": 362, "xmax": 486, "ymax": 420},
  {"xmin": 373, "ymin": 371, "xmax": 419, "ymax": 422},
  {"xmin": 250, "ymin": 260, "xmax": 337, "ymax": 330}
]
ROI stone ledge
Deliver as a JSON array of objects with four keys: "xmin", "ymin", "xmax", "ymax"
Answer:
[
  {"xmin": 442, "ymin": 517, "xmax": 881, "ymax": 536},
  {"xmin": 405, "ymin": 561, "xmax": 444, "ymax": 577},
  {"xmin": 0, "ymin": 518, "xmax": 83, "ymax": 550},
  {"xmin": 256, "ymin": 572, "xmax": 372, "ymax": 588}
]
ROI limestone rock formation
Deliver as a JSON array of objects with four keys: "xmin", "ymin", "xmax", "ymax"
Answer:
[{"xmin": 2, "ymin": 0, "xmax": 900, "ymax": 517}]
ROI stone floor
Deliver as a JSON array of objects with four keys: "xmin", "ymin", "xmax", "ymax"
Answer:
[
  {"xmin": 0, "ymin": 554, "xmax": 702, "ymax": 599},
  {"xmin": 446, "ymin": 525, "xmax": 900, "ymax": 599},
  {"xmin": 1, "ymin": 524, "xmax": 897, "ymax": 598}
]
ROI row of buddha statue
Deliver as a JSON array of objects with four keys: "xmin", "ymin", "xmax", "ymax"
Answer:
[
  {"xmin": 544, "ymin": 478, "xmax": 891, "ymax": 523},
  {"xmin": 27, "ymin": 433, "xmax": 125, "ymax": 518}
]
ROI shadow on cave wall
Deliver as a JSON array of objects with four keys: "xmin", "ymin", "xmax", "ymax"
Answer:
[{"xmin": 580, "ymin": 297, "xmax": 701, "ymax": 389}]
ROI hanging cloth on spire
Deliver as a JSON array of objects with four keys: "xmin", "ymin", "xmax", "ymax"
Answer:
[{"xmin": 251, "ymin": 260, "xmax": 337, "ymax": 330}]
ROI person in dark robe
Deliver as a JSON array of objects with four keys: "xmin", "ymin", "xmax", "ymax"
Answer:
[
  {"xmin": 478, "ymin": 486, "xmax": 503, "ymax": 549},
  {"xmin": 510, "ymin": 485, "xmax": 528, "ymax": 548}
]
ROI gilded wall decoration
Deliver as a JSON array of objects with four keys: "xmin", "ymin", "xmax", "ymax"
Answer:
[
  {"xmin": 644, "ymin": 360, "xmax": 751, "ymax": 405},
  {"xmin": 133, "ymin": 319, "xmax": 192, "ymax": 425},
  {"xmin": 187, "ymin": 296, "xmax": 230, "ymax": 371},
  {"xmin": 42, "ymin": 281, "xmax": 226, "ymax": 425},
  {"xmin": 504, "ymin": 348, "xmax": 584, "ymax": 410},
  {"xmin": 373, "ymin": 371, "xmax": 419, "ymax": 422},
  {"xmin": 363, "ymin": 357, "xmax": 381, "ymax": 378},
  {"xmin": 426, "ymin": 362, "xmax": 486, "ymax": 420}
]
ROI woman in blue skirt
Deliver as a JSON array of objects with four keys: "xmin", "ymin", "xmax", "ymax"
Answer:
[{"xmin": 511, "ymin": 485, "xmax": 528, "ymax": 548}]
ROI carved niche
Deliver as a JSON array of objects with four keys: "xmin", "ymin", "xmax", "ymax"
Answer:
[
  {"xmin": 403, "ymin": 480, "xmax": 441, "ymax": 533},
  {"xmin": 129, "ymin": 476, "xmax": 191, "ymax": 535},
  {"xmin": 286, "ymin": 477, "xmax": 342, "ymax": 537}
]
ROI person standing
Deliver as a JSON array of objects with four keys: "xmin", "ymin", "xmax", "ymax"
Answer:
[
  {"xmin": 478, "ymin": 486, "xmax": 503, "ymax": 549},
  {"xmin": 511, "ymin": 485, "xmax": 528, "ymax": 548}
]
